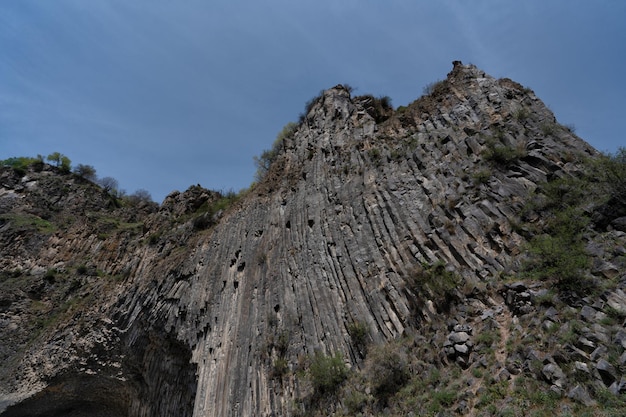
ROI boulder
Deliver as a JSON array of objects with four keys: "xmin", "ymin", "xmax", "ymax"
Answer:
[
  {"xmin": 567, "ymin": 385, "xmax": 596, "ymax": 406},
  {"xmin": 542, "ymin": 363, "xmax": 566, "ymax": 387},
  {"xmin": 596, "ymin": 359, "xmax": 617, "ymax": 387}
]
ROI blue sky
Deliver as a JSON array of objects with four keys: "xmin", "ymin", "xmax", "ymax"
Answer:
[{"xmin": 1, "ymin": 1, "xmax": 624, "ymax": 203}]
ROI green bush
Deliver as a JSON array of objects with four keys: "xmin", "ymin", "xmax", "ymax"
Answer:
[
  {"xmin": 526, "ymin": 207, "xmax": 591, "ymax": 293},
  {"xmin": 431, "ymin": 389, "xmax": 456, "ymax": 408},
  {"xmin": 365, "ymin": 343, "xmax": 410, "ymax": 403},
  {"xmin": 309, "ymin": 351, "xmax": 348, "ymax": 396},
  {"xmin": 483, "ymin": 138, "xmax": 526, "ymax": 166},
  {"xmin": 472, "ymin": 169, "xmax": 492, "ymax": 184},
  {"xmin": 253, "ymin": 122, "xmax": 298, "ymax": 182},
  {"xmin": 344, "ymin": 390, "xmax": 368, "ymax": 414},
  {"xmin": 407, "ymin": 261, "xmax": 460, "ymax": 310},
  {"xmin": 1, "ymin": 155, "xmax": 44, "ymax": 175},
  {"xmin": 47, "ymin": 152, "xmax": 71, "ymax": 173},
  {"xmin": 598, "ymin": 147, "xmax": 626, "ymax": 210},
  {"xmin": 347, "ymin": 321, "xmax": 368, "ymax": 353},
  {"xmin": 271, "ymin": 358, "xmax": 289, "ymax": 380}
]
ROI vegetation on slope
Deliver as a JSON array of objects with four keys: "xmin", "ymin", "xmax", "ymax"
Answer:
[{"xmin": 282, "ymin": 144, "xmax": 626, "ymax": 416}]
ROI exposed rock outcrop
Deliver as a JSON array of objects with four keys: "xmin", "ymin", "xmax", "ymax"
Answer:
[{"xmin": 1, "ymin": 62, "xmax": 624, "ymax": 416}]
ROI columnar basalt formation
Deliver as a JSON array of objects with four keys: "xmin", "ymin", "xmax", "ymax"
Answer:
[{"xmin": 1, "ymin": 62, "xmax": 624, "ymax": 416}]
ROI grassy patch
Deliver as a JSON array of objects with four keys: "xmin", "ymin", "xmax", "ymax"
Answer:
[
  {"xmin": 406, "ymin": 260, "xmax": 460, "ymax": 311},
  {"xmin": 0, "ymin": 213, "xmax": 56, "ymax": 234}
]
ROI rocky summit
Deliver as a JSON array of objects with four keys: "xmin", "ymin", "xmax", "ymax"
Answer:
[{"xmin": 1, "ymin": 62, "xmax": 625, "ymax": 417}]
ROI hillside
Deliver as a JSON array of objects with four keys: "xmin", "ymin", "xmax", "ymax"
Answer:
[{"xmin": 1, "ymin": 62, "xmax": 625, "ymax": 417}]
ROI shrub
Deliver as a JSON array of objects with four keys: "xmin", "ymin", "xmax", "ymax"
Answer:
[
  {"xmin": 514, "ymin": 107, "xmax": 530, "ymax": 121},
  {"xmin": 526, "ymin": 207, "xmax": 591, "ymax": 294},
  {"xmin": 191, "ymin": 190, "xmax": 240, "ymax": 231},
  {"xmin": 271, "ymin": 358, "xmax": 289, "ymax": 380},
  {"xmin": 1, "ymin": 156, "xmax": 44, "ymax": 175},
  {"xmin": 253, "ymin": 122, "xmax": 298, "ymax": 182},
  {"xmin": 127, "ymin": 189, "xmax": 153, "ymax": 205},
  {"xmin": 537, "ymin": 177, "xmax": 588, "ymax": 211},
  {"xmin": 98, "ymin": 176, "xmax": 119, "ymax": 193},
  {"xmin": 599, "ymin": 147, "xmax": 626, "ymax": 210},
  {"xmin": 347, "ymin": 321, "xmax": 368, "ymax": 353},
  {"xmin": 355, "ymin": 94, "xmax": 393, "ymax": 123},
  {"xmin": 407, "ymin": 261, "xmax": 460, "ymax": 310},
  {"xmin": 73, "ymin": 164, "xmax": 97, "ymax": 181},
  {"xmin": 483, "ymin": 138, "xmax": 526, "ymax": 166},
  {"xmin": 422, "ymin": 79, "xmax": 447, "ymax": 96},
  {"xmin": 299, "ymin": 91, "xmax": 324, "ymax": 123},
  {"xmin": 344, "ymin": 391, "xmax": 368, "ymax": 414},
  {"xmin": 192, "ymin": 213, "xmax": 213, "ymax": 230},
  {"xmin": 540, "ymin": 122, "xmax": 556, "ymax": 136},
  {"xmin": 365, "ymin": 343, "xmax": 410, "ymax": 403},
  {"xmin": 341, "ymin": 83, "xmax": 355, "ymax": 95},
  {"xmin": 309, "ymin": 351, "xmax": 348, "ymax": 396},
  {"xmin": 431, "ymin": 389, "xmax": 456, "ymax": 408},
  {"xmin": 47, "ymin": 152, "xmax": 71, "ymax": 173},
  {"xmin": 473, "ymin": 169, "xmax": 492, "ymax": 185},
  {"xmin": 475, "ymin": 329, "xmax": 500, "ymax": 347}
]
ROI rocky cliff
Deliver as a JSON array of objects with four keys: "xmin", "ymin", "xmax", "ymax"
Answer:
[{"xmin": 1, "ymin": 62, "xmax": 625, "ymax": 416}]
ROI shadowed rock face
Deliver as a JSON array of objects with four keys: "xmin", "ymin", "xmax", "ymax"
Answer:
[{"xmin": 1, "ymin": 62, "xmax": 621, "ymax": 416}]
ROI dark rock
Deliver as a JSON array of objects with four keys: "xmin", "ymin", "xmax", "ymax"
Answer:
[
  {"xmin": 543, "ymin": 306, "xmax": 559, "ymax": 319},
  {"xmin": 567, "ymin": 385, "xmax": 596, "ymax": 406},
  {"xmin": 576, "ymin": 337, "xmax": 596, "ymax": 354},
  {"xmin": 449, "ymin": 331, "xmax": 470, "ymax": 344},
  {"xmin": 609, "ymin": 376, "xmax": 626, "ymax": 395},
  {"xmin": 563, "ymin": 343, "xmax": 589, "ymax": 362},
  {"xmin": 454, "ymin": 344, "xmax": 469, "ymax": 355},
  {"xmin": 506, "ymin": 360, "xmax": 522, "ymax": 375},
  {"xmin": 453, "ymin": 324, "xmax": 473, "ymax": 334},
  {"xmin": 497, "ymin": 368, "xmax": 511, "ymax": 382},
  {"xmin": 596, "ymin": 359, "xmax": 617, "ymax": 386},
  {"xmin": 590, "ymin": 345, "xmax": 608, "ymax": 361},
  {"xmin": 542, "ymin": 363, "xmax": 566, "ymax": 387},
  {"xmin": 611, "ymin": 216, "xmax": 626, "ymax": 232},
  {"xmin": 606, "ymin": 289, "xmax": 626, "ymax": 316},
  {"xmin": 580, "ymin": 305, "xmax": 597, "ymax": 322},
  {"xmin": 613, "ymin": 330, "xmax": 626, "ymax": 349},
  {"xmin": 506, "ymin": 282, "xmax": 528, "ymax": 292},
  {"xmin": 574, "ymin": 361, "xmax": 590, "ymax": 375}
]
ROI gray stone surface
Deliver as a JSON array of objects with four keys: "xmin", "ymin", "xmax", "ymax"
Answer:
[{"xmin": 0, "ymin": 62, "xmax": 622, "ymax": 417}]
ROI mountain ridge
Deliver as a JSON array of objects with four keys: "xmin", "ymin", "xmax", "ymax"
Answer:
[{"xmin": 1, "ymin": 62, "xmax": 625, "ymax": 416}]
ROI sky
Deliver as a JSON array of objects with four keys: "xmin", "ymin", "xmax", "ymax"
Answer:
[{"xmin": 0, "ymin": 1, "xmax": 624, "ymax": 203}]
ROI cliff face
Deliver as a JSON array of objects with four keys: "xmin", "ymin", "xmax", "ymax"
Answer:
[{"xmin": 1, "ymin": 62, "xmax": 625, "ymax": 416}]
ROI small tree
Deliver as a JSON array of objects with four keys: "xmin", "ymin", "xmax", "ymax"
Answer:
[
  {"xmin": 253, "ymin": 122, "xmax": 298, "ymax": 182},
  {"xmin": 98, "ymin": 176, "xmax": 119, "ymax": 193},
  {"xmin": 73, "ymin": 164, "xmax": 97, "ymax": 181},
  {"xmin": 47, "ymin": 152, "xmax": 62, "ymax": 166},
  {"xmin": 128, "ymin": 189, "xmax": 153, "ymax": 204},
  {"xmin": 47, "ymin": 152, "xmax": 71, "ymax": 173},
  {"xmin": 59, "ymin": 155, "xmax": 71, "ymax": 173}
]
